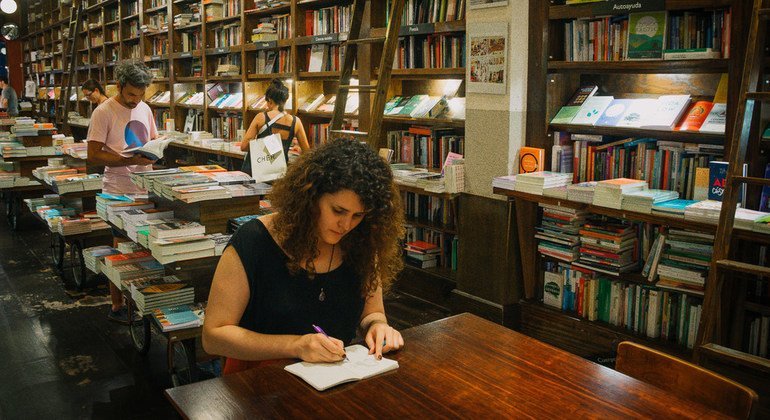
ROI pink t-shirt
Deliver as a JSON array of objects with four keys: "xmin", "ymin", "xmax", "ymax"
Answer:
[{"xmin": 87, "ymin": 97, "xmax": 157, "ymax": 194}]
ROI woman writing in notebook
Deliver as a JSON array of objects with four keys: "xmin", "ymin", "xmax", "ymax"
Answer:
[
  {"xmin": 241, "ymin": 79, "xmax": 311, "ymax": 174},
  {"xmin": 204, "ymin": 139, "xmax": 405, "ymax": 373}
]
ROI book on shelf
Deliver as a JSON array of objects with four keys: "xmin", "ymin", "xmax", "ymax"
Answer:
[
  {"xmin": 639, "ymin": 95, "xmax": 691, "ymax": 130},
  {"xmin": 570, "ymin": 96, "xmax": 614, "ymax": 126},
  {"xmin": 698, "ymin": 103, "xmax": 726, "ymax": 134},
  {"xmin": 663, "ymin": 48, "xmax": 721, "ymax": 60},
  {"xmin": 518, "ymin": 147, "xmax": 544, "ymax": 174},
  {"xmin": 626, "ymin": 11, "xmax": 667, "ymax": 60},
  {"xmin": 676, "ymin": 101, "xmax": 714, "ymax": 132}
]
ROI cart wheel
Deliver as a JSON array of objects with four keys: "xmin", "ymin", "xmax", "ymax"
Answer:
[
  {"xmin": 129, "ymin": 315, "xmax": 151, "ymax": 356},
  {"xmin": 51, "ymin": 235, "xmax": 65, "ymax": 269},
  {"xmin": 170, "ymin": 340, "xmax": 197, "ymax": 387},
  {"xmin": 70, "ymin": 241, "xmax": 87, "ymax": 290}
]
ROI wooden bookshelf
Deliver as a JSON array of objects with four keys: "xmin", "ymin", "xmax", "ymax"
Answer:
[{"xmin": 511, "ymin": 0, "xmax": 770, "ymax": 387}]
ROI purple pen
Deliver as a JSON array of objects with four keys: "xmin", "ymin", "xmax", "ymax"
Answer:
[{"xmin": 312, "ymin": 324, "xmax": 348, "ymax": 361}]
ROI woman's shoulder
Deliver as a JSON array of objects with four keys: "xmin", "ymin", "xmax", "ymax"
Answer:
[{"xmin": 231, "ymin": 214, "xmax": 278, "ymax": 247}]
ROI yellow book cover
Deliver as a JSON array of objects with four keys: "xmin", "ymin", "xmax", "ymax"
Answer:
[
  {"xmin": 713, "ymin": 73, "xmax": 729, "ymax": 104},
  {"xmin": 519, "ymin": 147, "xmax": 544, "ymax": 173},
  {"xmin": 693, "ymin": 167, "xmax": 710, "ymax": 201}
]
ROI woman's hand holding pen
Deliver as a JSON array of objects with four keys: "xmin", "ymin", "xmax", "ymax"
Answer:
[
  {"xmin": 294, "ymin": 333, "xmax": 346, "ymax": 363},
  {"xmin": 365, "ymin": 321, "xmax": 404, "ymax": 360}
]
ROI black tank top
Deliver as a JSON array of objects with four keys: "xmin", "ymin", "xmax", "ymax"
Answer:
[{"xmin": 226, "ymin": 219, "xmax": 366, "ymax": 343}]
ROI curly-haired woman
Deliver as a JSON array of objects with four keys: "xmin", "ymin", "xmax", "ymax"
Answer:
[{"xmin": 203, "ymin": 139, "xmax": 405, "ymax": 374}]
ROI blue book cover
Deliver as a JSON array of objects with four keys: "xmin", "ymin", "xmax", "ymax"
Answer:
[
  {"xmin": 708, "ymin": 161, "xmax": 728, "ymax": 201},
  {"xmin": 595, "ymin": 99, "xmax": 634, "ymax": 127},
  {"xmin": 651, "ymin": 199, "xmax": 698, "ymax": 214}
]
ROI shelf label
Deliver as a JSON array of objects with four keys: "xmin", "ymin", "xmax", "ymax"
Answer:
[
  {"xmin": 254, "ymin": 40, "xmax": 277, "ymax": 50},
  {"xmin": 311, "ymin": 33, "xmax": 339, "ymax": 44},
  {"xmin": 150, "ymin": 55, "xmax": 162, "ymax": 61},
  {"xmin": 179, "ymin": 52, "xmax": 192, "ymax": 58},
  {"xmin": 593, "ymin": 0, "xmax": 664, "ymax": 14},
  {"xmin": 214, "ymin": 47, "xmax": 229, "ymax": 54},
  {"xmin": 399, "ymin": 23, "xmax": 435, "ymax": 36}
]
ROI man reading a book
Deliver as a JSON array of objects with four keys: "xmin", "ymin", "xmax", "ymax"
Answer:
[{"xmin": 87, "ymin": 61, "xmax": 159, "ymax": 324}]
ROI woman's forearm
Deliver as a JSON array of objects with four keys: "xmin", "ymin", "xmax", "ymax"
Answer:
[{"xmin": 202, "ymin": 324, "xmax": 301, "ymax": 361}]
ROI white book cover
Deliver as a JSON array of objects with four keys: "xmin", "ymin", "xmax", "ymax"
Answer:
[
  {"xmin": 641, "ymin": 95, "xmax": 691, "ymax": 130},
  {"xmin": 615, "ymin": 98, "xmax": 658, "ymax": 128},
  {"xmin": 570, "ymin": 96, "xmax": 614, "ymax": 126},
  {"xmin": 699, "ymin": 103, "xmax": 726, "ymax": 134},
  {"xmin": 284, "ymin": 344, "xmax": 399, "ymax": 391},
  {"xmin": 308, "ymin": 44, "xmax": 326, "ymax": 72},
  {"xmin": 543, "ymin": 271, "xmax": 564, "ymax": 309}
]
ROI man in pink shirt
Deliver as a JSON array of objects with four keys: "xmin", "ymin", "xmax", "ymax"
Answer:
[{"xmin": 87, "ymin": 62, "xmax": 158, "ymax": 323}]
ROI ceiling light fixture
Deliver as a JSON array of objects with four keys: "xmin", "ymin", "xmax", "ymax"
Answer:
[{"xmin": 0, "ymin": 0, "xmax": 17, "ymax": 14}]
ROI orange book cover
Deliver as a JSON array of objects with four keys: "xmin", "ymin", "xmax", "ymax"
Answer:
[
  {"xmin": 676, "ymin": 101, "xmax": 714, "ymax": 131},
  {"xmin": 519, "ymin": 147, "xmax": 544, "ymax": 173}
]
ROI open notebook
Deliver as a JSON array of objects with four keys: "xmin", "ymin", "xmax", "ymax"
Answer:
[{"xmin": 284, "ymin": 344, "xmax": 399, "ymax": 391}]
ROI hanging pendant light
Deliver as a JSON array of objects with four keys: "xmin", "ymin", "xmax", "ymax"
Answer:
[{"xmin": 0, "ymin": 0, "xmax": 17, "ymax": 14}]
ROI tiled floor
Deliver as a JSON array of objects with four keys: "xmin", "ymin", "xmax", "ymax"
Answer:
[{"xmin": 0, "ymin": 212, "xmax": 450, "ymax": 419}]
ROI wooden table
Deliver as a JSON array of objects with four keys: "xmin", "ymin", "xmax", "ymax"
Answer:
[{"xmin": 165, "ymin": 313, "xmax": 728, "ymax": 419}]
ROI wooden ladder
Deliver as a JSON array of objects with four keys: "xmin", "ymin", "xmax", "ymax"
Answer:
[
  {"xmin": 696, "ymin": 0, "xmax": 770, "ymax": 374},
  {"xmin": 328, "ymin": 0, "xmax": 406, "ymax": 148},
  {"xmin": 57, "ymin": 1, "xmax": 85, "ymax": 129}
]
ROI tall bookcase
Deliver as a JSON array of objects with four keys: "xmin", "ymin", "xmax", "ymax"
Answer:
[
  {"xmin": 501, "ymin": 0, "xmax": 770, "ymax": 364},
  {"xmin": 21, "ymin": 0, "xmax": 467, "ymax": 298}
]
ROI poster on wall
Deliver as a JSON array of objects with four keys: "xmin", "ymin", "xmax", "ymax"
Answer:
[
  {"xmin": 469, "ymin": 0, "xmax": 507, "ymax": 9},
  {"xmin": 467, "ymin": 22, "xmax": 508, "ymax": 95}
]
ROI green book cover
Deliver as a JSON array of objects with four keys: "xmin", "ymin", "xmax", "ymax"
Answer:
[
  {"xmin": 398, "ymin": 95, "xmax": 429, "ymax": 117},
  {"xmin": 626, "ymin": 11, "xmax": 667, "ymax": 60},
  {"xmin": 550, "ymin": 106, "xmax": 580, "ymax": 124}
]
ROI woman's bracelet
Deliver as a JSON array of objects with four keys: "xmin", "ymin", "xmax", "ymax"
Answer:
[{"xmin": 360, "ymin": 315, "xmax": 388, "ymax": 333}]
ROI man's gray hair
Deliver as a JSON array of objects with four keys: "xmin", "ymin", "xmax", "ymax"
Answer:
[{"xmin": 115, "ymin": 61, "xmax": 153, "ymax": 88}]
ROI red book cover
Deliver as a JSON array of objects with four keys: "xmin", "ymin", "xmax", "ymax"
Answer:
[
  {"xmin": 662, "ymin": 150, "xmax": 670, "ymax": 190},
  {"xmin": 576, "ymin": 278, "xmax": 585, "ymax": 317},
  {"xmin": 305, "ymin": 10, "xmax": 313, "ymax": 36},
  {"xmin": 408, "ymin": 126, "xmax": 432, "ymax": 136},
  {"xmin": 676, "ymin": 101, "xmax": 714, "ymax": 131}
]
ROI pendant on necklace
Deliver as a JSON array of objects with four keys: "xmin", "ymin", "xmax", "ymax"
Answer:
[{"xmin": 318, "ymin": 288, "xmax": 326, "ymax": 302}]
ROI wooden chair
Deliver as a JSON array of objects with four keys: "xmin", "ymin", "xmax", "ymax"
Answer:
[{"xmin": 615, "ymin": 341, "xmax": 758, "ymax": 419}]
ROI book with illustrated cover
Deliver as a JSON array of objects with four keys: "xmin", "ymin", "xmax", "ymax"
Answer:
[
  {"xmin": 677, "ymin": 101, "xmax": 714, "ymax": 132},
  {"xmin": 641, "ymin": 95, "xmax": 691, "ymax": 130},
  {"xmin": 284, "ymin": 344, "xmax": 399, "ymax": 391},
  {"xmin": 595, "ymin": 99, "xmax": 633, "ymax": 127},
  {"xmin": 626, "ymin": 11, "xmax": 667, "ymax": 60},
  {"xmin": 699, "ymin": 103, "xmax": 726, "ymax": 134},
  {"xmin": 571, "ymin": 96, "xmax": 614, "ymax": 126},
  {"xmin": 615, "ymin": 98, "xmax": 658, "ymax": 128}
]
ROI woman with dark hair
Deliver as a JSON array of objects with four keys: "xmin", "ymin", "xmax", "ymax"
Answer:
[
  {"xmin": 204, "ymin": 139, "xmax": 405, "ymax": 374},
  {"xmin": 241, "ymin": 79, "xmax": 310, "ymax": 174},
  {"xmin": 81, "ymin": 79, "xmax": 109, "ymax": 106}
]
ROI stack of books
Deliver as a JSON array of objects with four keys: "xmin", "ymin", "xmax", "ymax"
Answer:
[
  {"xmin": 404, "ymin": 240, "xmax": 441, "ymax": 269},
  {"xmin": 592, "ymin": 178, "xmax": 647, "ymax": 209},
  {"xmin": 535, "ymin": 204, "xmax": 586, "ymax": 262},
  {"xmin": 82, "ymin": 245, "xmax": 119, "ymax": 274},
  {"xmin": 172, "ymin": 185, "xmax": 231, "ymax": 203},
  {"xmin": 58, "ymin": 217, "xmax": 92, "ymax": 235},
  {"xmin": 621, "ymin": 189, "xmax": 680, "ymax": 214},
  {"xmin": 683, "ymin": 200, "xmax": 724, "ymax": 224},
  {"xmin": 651, "ymin": 199, "xmax": 698, "ymax": 219},
  {"xmin": 149, "ymin": 235, "xmax": 216, "ymax": 264},
  {"xmin": 120, "ymin": 207, "xmax": 175, "ymax": 241},
  {"xmin": 492, "ymin": 175, "xmax": 516, "ymax": 191},
  {"xmin": 566, "ymin": 181, "xmax": 598, "ymax": 203},
  {"xmin": 514, "ymin": 172, "xmax": 572, "ymax": 195},
  {"xmin": 573, "ymin": 217, "xmax": 639, "ymax": 276},
  {"xmin": 655, "ymin": 229, "xmax": 714, "ymax": 296},
  {"xmin": 208, "ymin": 233, "xmax": 231, "ymax": 255},
  {"xmin": 734, "ymin": 208, "xmax": 770, "ymax": 231},
  {"xmin": 130, "ymin": 276, "xmax": 196, "ymax": 315},
  {"xmin": 102, "ymin": 250, "xmax": 164, "ymax": 289},
  {"xmin": 153, "ymin": 303, "xmax": 205, "ymax": 332}
]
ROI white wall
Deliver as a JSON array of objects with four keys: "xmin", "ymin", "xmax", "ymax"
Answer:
[{"xmin": 465, "ymin": 0, "xmax": 529, "ymax": 199}]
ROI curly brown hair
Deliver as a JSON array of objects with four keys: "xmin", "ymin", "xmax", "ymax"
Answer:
[{"xmin": 270, "ymin": 139, "xmax": 404, "ymax": 297}]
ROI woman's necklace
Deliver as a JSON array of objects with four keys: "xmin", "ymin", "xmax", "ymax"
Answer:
[{"xmin": 318, "ymin": 244, "xmax": 334, "ymax": 302}]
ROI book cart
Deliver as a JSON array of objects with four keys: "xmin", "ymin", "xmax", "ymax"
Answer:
[{"xmin": 103, "ymin": 192, "xmax": 262, "ymax": 386}]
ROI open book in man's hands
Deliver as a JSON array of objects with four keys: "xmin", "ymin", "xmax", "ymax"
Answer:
[
  {"xmin": 284, "ymin": 344, "xmax": 399, "ymax": 391},
  {"xmin": 124, "ymin": 137, "xmax": 175, "ymax": 161}
]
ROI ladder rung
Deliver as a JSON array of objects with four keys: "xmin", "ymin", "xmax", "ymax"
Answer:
[
  {"xmin": 715, "ymin": 260, "xmax": 770, "ymax": 277},
  {"xmin": 746, "ymin": 92, "xmax": 770, "ymax": 101},
  {"xmin": 732, "ymin": 176, "xmax": 770, "ymax": 187},
  {"xmin": 345, "ymin": 37, "xmax": 386, "ymax": 45},
  {"xmin": 699, "ymin": 343, "xmax": 770, "ymax": 374},
  {"xmin": 329, "ymin": 130, "xmax": 368, "ymax": 138},
  {"xmin": 339, "ymin": 84, "xmax": 378, "ymax": 91}
]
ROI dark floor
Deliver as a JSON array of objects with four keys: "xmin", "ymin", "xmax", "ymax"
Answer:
[{"xmin": 0, "ymin": 211, "xmax": 450, "ymax": 419}]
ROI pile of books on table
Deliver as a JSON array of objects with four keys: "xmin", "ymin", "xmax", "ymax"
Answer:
[
  {"xmin": 592, "ymin": 178, "xmax": 647, "ymax": 210},
  {"xmin": 129, "ymin": 275, "xmax": 195, "ymax": 316},
  {"xmin": 514, "ymin": 172, "xmax": 572, "ymax": 195},
  {"xmin": 147, "ymin": 219, "xmax": 214, "ymax": 264},
  {"xmin": 102, "ymin": 250, "xmax": 165, "ymax": 290},
  {"xmin": 566, "ymin": 181, "xmax": 598, "ymax": 203},
  {"xmin": 82, "ymin": 246, "xmax": 120, "ymax": 273},
  {"xmin": 404, "ymin": 240, "xmax": 441, "ymax": 269},
  {"xmin": 621, "ymin": 189, "xmax": 680, "ymax": 214},
  {"xmin": 57, "ymin": 217, "xmax": 93, "ymax": 235},
  {"xmin": 684, "ymin": 200, "xmax": 723, "ymax": 224},
  {"xmin": 120, "ymin": 207, "xmax": 175, "ymax": 241},
  {"xmin": 152, "ymin": 302, "xmax": 206, "ymax": 332},
  {"xmin": 492, "ymin": 175, "xmax": 517, "ymax": 191}
]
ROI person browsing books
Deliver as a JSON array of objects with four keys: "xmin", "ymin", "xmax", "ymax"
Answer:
[
  {"xmin": 0, "ymin": 75, "xmax": 19, "ymax": 117},
  {"xmin": 240, "ymin": 79, "xmax": 310, "ymax": 175},
  {"xmin": 81, "ymin": 79, "xmax": 109, "ymax": 106},
  {"xmin": 86, "ymin": 61, "xmax": 159, "ymax": 324},
  {"xmin": 204, "ymin": 139, "xmax": 405, "ymax": 373}
]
